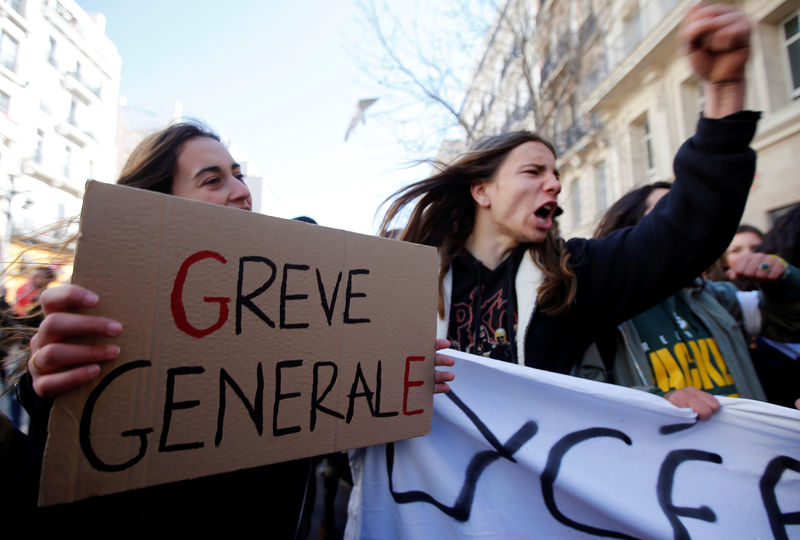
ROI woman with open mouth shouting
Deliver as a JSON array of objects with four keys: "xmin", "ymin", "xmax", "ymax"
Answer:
[{"xmin": 379, "ymin": 3, "xmax": 760, "ymax": 382}]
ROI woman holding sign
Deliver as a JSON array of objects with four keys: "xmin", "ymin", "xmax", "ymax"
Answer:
[
  {"xmin": 380, "ymin": 4, "xmax": 758, "ymax": 387},
  {"xmin": 14, "ymin": 123, "xmax": 315, "ymax": 538}
]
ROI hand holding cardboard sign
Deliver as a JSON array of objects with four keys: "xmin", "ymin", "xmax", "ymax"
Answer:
[
  {"xmin": 28, "ymin": 284, "xmax": 121, "ymax": 397},
  {"xmin": 434, "ymin": 338, "xmax": 455, "ymax": 394}
]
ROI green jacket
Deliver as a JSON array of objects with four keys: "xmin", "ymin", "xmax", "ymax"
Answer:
[{"xmin": 576, "ymin": 265, "xmax": 800, "ymax": 401}]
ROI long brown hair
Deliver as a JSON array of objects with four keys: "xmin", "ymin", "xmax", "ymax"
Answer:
[
  {"xmin": 116, "ymin": 121, "xmax": 220, "ymax": 192},
  {"xmin": 594, "ymin": 181, "xmax": 673, "ymax": 239},
  {"xmin": 379, "ymin": 131, "xmax": 576, "ymax": 317}
]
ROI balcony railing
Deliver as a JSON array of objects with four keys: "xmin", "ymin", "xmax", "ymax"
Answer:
[
  {"xmin": 584, "ymin": 0, "xmax": 680, "ymax": 97},
  {"xmin": 579, "ymin": 12, "xmax": 596, "ymax": 44},
  {"xmin": 553, "ymin": 114, "xmax": 603, "ymax": 156},
  {"xmin": 68, "ymin": 70, "xmax": 101, "ymax": 97}
]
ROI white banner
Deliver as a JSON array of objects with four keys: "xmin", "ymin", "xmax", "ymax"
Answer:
[{"xmin": 346, "ymin": 350, "xmax": 800, "ymax": 540}]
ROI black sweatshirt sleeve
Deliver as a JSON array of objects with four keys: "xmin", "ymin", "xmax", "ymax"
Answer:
[{"xmin": 568, "ymin": 111, "xmax": 761, "ymax": 326}]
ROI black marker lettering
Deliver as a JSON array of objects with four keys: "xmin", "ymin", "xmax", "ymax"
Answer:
[
  {"xmin": 310, "ymin": 361, "xmax": 344, "ymax": 431},
  {"xmin": 274, "ymin": 360, "xmax": 302, "ymax": 436},
  {"xmin": 80, "ymin": 360, "xmax": 153, "ymax": 472},
  {"xmin": 344, "ymin": 269, "xmax": 370, "ymax": 324},
  {"xmin": 346, "ymin": 362, "xmax": 375, "ymax": 422},
  {"xmin": 657, "ymin": 449, "xmax": 722, "ymax": 540},
  {"xmin": 542, "ymin": 427, "xmax": 635, "ymax": 539},
  {"xmin": 159, "ymin": 366, "xmax": 205, "ymax": 453},
  {"xmin": 316, "ymin": 269, "xmax": 342, "ymax": 326},
  {"xmin": 759, "ymin": 455, "xmax": 800, "ymax": 540},
  {"xmin": 280, "ymin": 263, "xmax": 310, "ymax": 329},
  {"xmin": 374, "ymin": 360, "xmax": 398, "ymax": 418},
  {"xmin": 236, "ymin": 256, "xmax": 277, "ymax": 333},
  {"xmin": 215, "ymin": 363, "xmax": 264, "ymax": 446}
]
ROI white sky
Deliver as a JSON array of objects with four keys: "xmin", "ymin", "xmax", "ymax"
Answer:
[{"xmin": 76, "ymin": 0, "xmax": 452, "ymax": 235}]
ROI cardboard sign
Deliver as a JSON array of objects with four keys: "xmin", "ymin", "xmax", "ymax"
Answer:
[{"xmin": 39, "ymin": 181, "xmax": 437, "ymax": 507}]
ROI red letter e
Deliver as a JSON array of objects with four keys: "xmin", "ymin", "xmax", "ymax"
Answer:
[{"xmin": 403, "ymin": 355, "xmax": 425, "ymax": 416}]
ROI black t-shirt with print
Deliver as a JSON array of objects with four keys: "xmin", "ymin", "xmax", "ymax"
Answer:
[{"xmin": 446, "ymin": 248, "xmax": 524, "ymax": 364}]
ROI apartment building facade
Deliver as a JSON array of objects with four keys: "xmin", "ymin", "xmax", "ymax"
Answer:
[
  {"xmin": 0, "ymin": 0, "xmax": 120, "ymax": 259},
  {"xmin": 460, "ymin": 0, "xmax": 800, "ymax": 239}
]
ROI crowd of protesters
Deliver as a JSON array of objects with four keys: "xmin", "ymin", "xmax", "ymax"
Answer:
[{"xmin": 0, "ymin": 3, "xmax": 797, "ymax": 539}]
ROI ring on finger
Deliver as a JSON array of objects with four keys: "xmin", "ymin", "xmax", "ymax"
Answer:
[
  {"xmin": 30, "ymin": 349, "xmax": 40, "ymax": 371},
  {"xmin": 759, "ymin": 262, "xmax": 770, "ymax": 271}
]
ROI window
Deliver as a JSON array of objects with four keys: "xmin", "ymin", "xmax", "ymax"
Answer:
[
  {"xmin": 680, "ymin": 79, "xmax": 704, "ymax": 138},
  {"xmin": 0, "ymin": 32, "xmax": 19, "ymax": 72},
  {"xmin": 594, "ymin": 161, "xmax": 608, "ymax": 212},
  {"xmin": 643, "ymin": 119, "xmax": 654, "ymax": 171},
  {"xmin": 47, "ymin": 37, "xmax": 57, "ymax": 67},
  {"xmin": 622, "ymin": 8, "xmax": 643, "ymax": 57},
  {"xmin": 0, "ymin": 90, "xmax": 9, "ymax": 114},
  {"xmin": 783, "ymin": 12, "xmax": 800, "ymax": 99},
  {"xmin": 571, "ymin": 178, "xmax": 582, "ymax": 227},
  {"xmin": 63, "ymin": 145, "xmax": 71, "ymax": 178},
  {"xmin": 630, "ymin": 113, "xmax": 654, "ymax": 184},
  {"xmin": 68, "ymin": 98, "xmax": 77, "ymax": 125},
  {"xmin": 34, "ymin": 129, "xmax": 44, "ymax": 163},
  {"xmin": 3, "ymin": 0, "xmax": 25, "ymax": 17}
]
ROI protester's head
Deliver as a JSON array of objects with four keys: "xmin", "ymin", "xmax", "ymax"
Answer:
[
  {"xmin": 594, "ymin": 181, "xmax": 672, "ymax": 238},
  {"xmin": 31, "ymin": 266, "xmax": 56, "ymax": 290},
  {"xmin": 759, "ymin": 206, "xmax": 800, "ymax": 267},
  {"xmin": 721, "ymin": 224, "xmax": 763, "ymax": 270},
  {"xmin": 117, "ymin": 121, "xmax": 252, "ymax": 210},
  {"xmin": 381, "ymin": 131, "xmax": 560, "ymax": 248},
  {"xmin": 292, "ymin": 216, "xmax": 318, "ymax": 224},
  {"xmin": 381, "ymin": 130, "xmax": 574, "ymax": 316}
]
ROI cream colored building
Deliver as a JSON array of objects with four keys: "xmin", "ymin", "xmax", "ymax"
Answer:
[
  {"xmin": 460, "ymin": 0, "xmax": 800, "ymax": 239},
  {"xmin": 0, "ymin": 0, "xmax": 120, "ymax": 252}
]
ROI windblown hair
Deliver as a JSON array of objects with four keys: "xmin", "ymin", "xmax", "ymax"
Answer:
[
  {"xmin": 379, "ymin": 131, "xmax": 576, "ymax": 317},
  {"xmin": 116, "ymin": 120, "xmax": 220, "ymax": 193},
  {"xmin": 594, "ymin": 181, "xmax": 673, "ymax": 239},
  {"xmin": 759, "ymin": 206, "xmax": 800, "ymax": 267},
  {"xmin": 1, "ymin": 219, "xmax": 78, "ymax": 391}
]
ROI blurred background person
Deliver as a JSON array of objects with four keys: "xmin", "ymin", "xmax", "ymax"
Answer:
[{"xmin": 578, "ymin": 182, "xmax": 800, "ymax": 418}]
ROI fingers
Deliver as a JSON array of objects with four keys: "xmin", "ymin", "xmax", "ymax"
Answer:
[
  {"xmin": 434, "ymin": 352, "xmax": 455, "ymax": 394},
  {"xmin": 434, "ymin": 340, "xmax": 454, "ymax": 394},
  {"xmin": 435, "ymin": 353, "xmax": 454, "ymax": 367},
  {"xmin": 727, "ymin": 253, "xmax": 787, "ymax": 281},
  {"xmin": 32, "ymin": 364, "xmax": 104, "ymax": 398},
  {"xmin": 29, "ymin": 336, "xmax": 121, "ymax": 398},
  {"xmin": 664, "ymin": 387, "xmax": 720, "ymax": 420},
  {"xmin": 682, "ymin": 5, "xmax": 749, "ymax": 50},
  {"xmin": 30, "ymin": 342, "xmax": 120, "ymax": 376},
  {"xmin": 32, "ymin": 312, "xmax": 122, "ymax": 349},
  {"xmin": 680, "ymin": 2, "xmax": 751, "ymax": 86},
  {"xmin": 434, "ymin": 367, "xmax": 454, "ymax": 394},
  {"xmin": 434, "ymin": 383, "xmax": 451, "ymax": 394},
  {"xmin": 29, "ymin": 284, "xmax": 121, "ymax": 398},
  {"xmin": 39, "ymin": 284, "xmax": 99, "ymax": 316}
]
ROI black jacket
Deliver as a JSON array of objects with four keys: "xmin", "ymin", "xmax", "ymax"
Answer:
[{"xmin": 525, "ymin": 112, "xmax": 760, "ymax": 375}]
